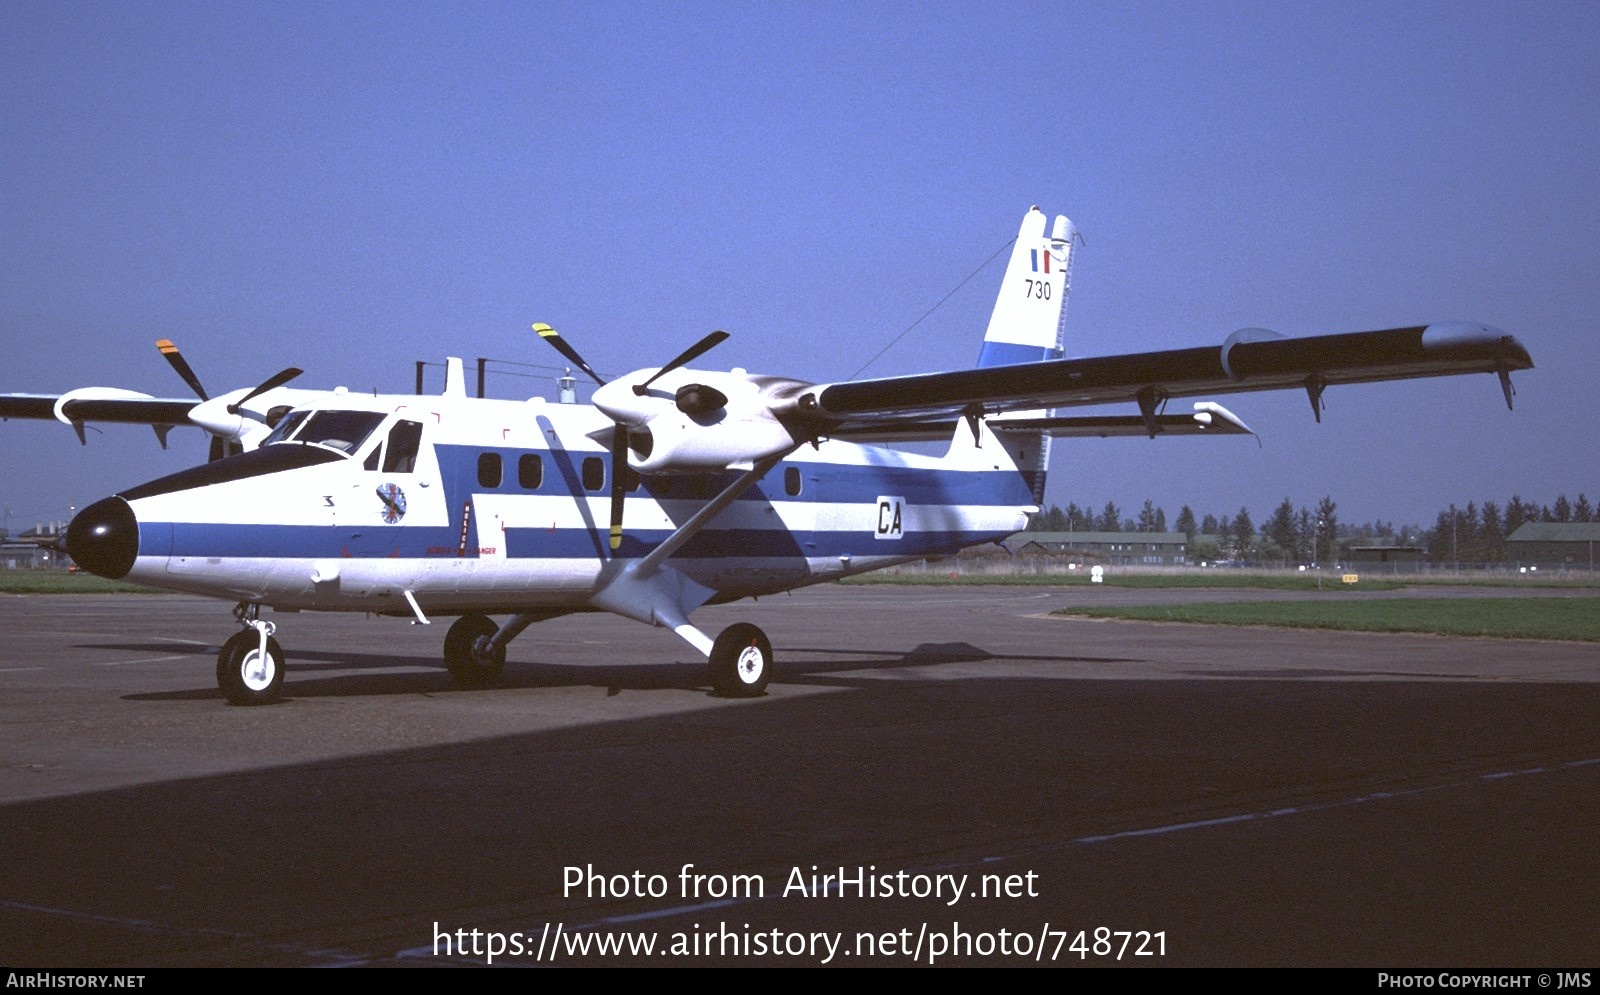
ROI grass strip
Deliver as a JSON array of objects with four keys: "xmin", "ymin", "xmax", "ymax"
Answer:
[
  {"xmin": 0, "ymin": 572, "xmax": 166, "ymax": 594},
  {"xmin": 1053, "ymin": 597, "xmax": 1600, "ymax": 642},
  {"xmin": 842, "ymin": 572, "xmax": 1411, "ymax": 590}
]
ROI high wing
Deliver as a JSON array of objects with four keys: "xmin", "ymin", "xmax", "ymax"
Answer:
[
  {"xmin": 0, "ymin": 391, "xmax": 198, "ymax": 424},
  {"xmin": 0, "ymin": 389, "xmax": 200, "ymax": 446},
  {"xmin": 0, "ymin": 340, "xmax": 310, "ymax": 454},
  {"xmin": 788, "ymin": 321, "xmax": 1531, "ymax": 436}
]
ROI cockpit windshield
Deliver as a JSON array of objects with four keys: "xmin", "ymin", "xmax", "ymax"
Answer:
[
  {"xmin": 259, "ymin": 410, "xmax": 309, "ymax": 447},
  {"xmin": 263, "ymin": 409, "xmax": 386, "ymax": 456}
]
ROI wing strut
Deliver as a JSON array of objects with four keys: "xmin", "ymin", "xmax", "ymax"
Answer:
[
  {"xmin": 590, "ymin": 453, "xmax": 789, "ymax": 658},
  {"xmin": 635, "ymin": 454, "xmax": 786, "ymax": 576},
  {"xmin": 1499, "ymin": 369, "xmax": 1516, "ymax": 411}
]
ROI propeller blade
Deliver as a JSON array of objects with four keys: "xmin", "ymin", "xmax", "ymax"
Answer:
[
  {"xmin": 533, "ymin": 323, "xmax": 607, "ymax": 386},
  {"xmin": 609, "ymin": 424, "xmax": 628, "ymax": 551},
  {"xmin": 156, "ymin": 339, "xmax": 209, "ymax": 400},
  {"xmin": 227, "ymin": 367, "xmax": 303, "ymax": 414},
  {"xmin": 635, "ymin": 330, "xmax": 729, "ymax": 396}
]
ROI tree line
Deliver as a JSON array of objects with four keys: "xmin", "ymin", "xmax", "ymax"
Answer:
[{"xmin": 1027, "ymin": 493, "xmax": 1594, "ymax": 564}]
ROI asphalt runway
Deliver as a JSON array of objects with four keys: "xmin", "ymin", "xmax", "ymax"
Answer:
[{"xmin": 1, "ymin": 584, "xmax": 1597, "ymax": 967}]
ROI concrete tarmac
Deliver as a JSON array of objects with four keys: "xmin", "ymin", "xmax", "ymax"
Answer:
[{"xmin": 1, "ymin": 584, "xmax": 1597, "ymax": 966}]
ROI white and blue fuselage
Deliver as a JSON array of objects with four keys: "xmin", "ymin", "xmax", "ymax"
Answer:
[{"xmin": 71, "ymin": 389, "xmax": 1036, "ymax": 616}]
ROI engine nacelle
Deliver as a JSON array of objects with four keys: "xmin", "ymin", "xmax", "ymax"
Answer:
[
  {"xmin": 186, "ymin": 393, "xmax": 252, "ymax": 445},
  {"xmin": 594, "ymin": 367, "xmax": 809, "ymax": 473},
  {"xmin": 630, "ymin": 411, "xmax": 797, "ymax": 473}
]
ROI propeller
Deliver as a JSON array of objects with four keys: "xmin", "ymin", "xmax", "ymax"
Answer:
[
  {"xmin": 157, "ymin": 339, "xmax": 208, "ymax": 400},
  {"xmin": 633, "ymin": 330, "xmax": 728, "ymax": 396},
  {"xmin": 227, "ymin": 366, "xmax": 304, "ymax": 415},
  {"xmin": 533, "ymin": 322, "xmax": 729, "ymax": 551},
  {"xmin": 154, "ymin": 339, "xmax": 303, "ymax": 461},
  {"xmin": 533, "ymin": 323, "xmax": 608, "ymax": 386},
  {"xmin": 157, "ymin": 338, "xmax": 228, "ymax": 459}
]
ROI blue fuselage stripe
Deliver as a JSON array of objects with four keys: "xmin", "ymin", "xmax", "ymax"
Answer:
[
  {"xmin": 142, "ymin": 521, "xmax": 1006, "ymax": 560},
  {"xmin": 131, "ymin": 449, "xmax": 1032, "ymax": 563}
]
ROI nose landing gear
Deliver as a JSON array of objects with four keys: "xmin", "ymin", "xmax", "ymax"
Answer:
[{"xmin": 217, "ymin": 605, "xmax": 285, "ymax": 705}]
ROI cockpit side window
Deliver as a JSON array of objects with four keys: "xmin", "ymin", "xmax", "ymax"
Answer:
[{"xmin": 382, "ymin": 420, "xmax": 424, "ymax": 473}]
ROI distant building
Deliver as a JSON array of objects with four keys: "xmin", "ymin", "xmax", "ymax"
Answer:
[
  {"xmin": 1346, "ymin": 545, "xmax": 1424, "ymax": 568},
  {"xmin": 1, "ymin": 521, "xmax": 68, "ymax": 569},
  {"xmin": 1506, "ymin": 522, "xmax": 1600, "ymax": 571},
  {"xmin": 1012, "ymin": 531, "xmax": 1187, "ymax": 566}
]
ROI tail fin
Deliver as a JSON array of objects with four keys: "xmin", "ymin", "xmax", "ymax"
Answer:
[
  {"xmin": 976, "ymin": 207, "xmax": 1076, "ymax": 369},
  {"xmin": 976, "ymin": 207, "xmax": 1077, "ymax": 505}
]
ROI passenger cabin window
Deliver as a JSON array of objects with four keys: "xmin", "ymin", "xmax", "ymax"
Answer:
[
  {"xmin": 784, "ymin": 466, "xmax": 802, "ymax": 496},
  {"xmin": 478, "ymin": 452, "xmax": 502, "ymax": 488},
  {"xmin": 582, "ymin": 456, "xmax": 604, "ymax": 492},
  {"xmin": 518, "ymin": 454, "xmax": 542, "ymax": 489}
]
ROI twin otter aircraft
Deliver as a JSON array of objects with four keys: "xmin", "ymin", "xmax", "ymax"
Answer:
[{"xmin": 15, "ymin": 208, "xmax": 1532, "ymax": 704}]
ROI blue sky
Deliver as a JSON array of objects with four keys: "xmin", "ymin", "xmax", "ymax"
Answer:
[{"xmin": 3, "ymin": 1, "xmax": 1595, "ymax": 531}]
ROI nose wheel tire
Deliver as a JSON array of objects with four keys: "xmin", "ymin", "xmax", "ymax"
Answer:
[
  {"xmin": 445, "ymin": 614, "xmax": 506, "ymax": 687},
  {"xmin": 709, "ymin": 622, "xmax": 771, "ymax": 697},
  {"xmin": 217, "ymin": 630, "xmax": 286, "ymax": 706}
]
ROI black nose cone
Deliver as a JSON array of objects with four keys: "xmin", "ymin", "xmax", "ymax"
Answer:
[{"xmin": 67, "ymin": 496, "xmax": 139, "ymax": 580}]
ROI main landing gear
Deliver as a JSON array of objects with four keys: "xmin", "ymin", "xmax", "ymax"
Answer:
[
  {"xmin": 438, "ymin": 612, "xmax": 773, "ymax": 698},
  {"xmin": 208, "ymin": 604, "xmax": 775, "ymax": 704},
  {"xmin": 217, "ymin": 604, "xmax": 285, "ymax": 706},
  {"xmin": 708, "ymin": 622, "xmax": 771, "ymax": 698},
  {"xmin": 444, "ymin": 614, "xmax": 506, "ymax": 687}
]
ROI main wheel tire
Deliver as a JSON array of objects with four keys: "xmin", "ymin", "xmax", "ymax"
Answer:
[
  {"xmin": 445, "ymin": 614, "xmax": 505, "ymax": 687},
  {"xmin": 217, "ymin": 630, "xmax": 286, "ymax": 706},
  {"xmin": 709, "ymin": 622, "xmax": 772, "ymax": 698}
]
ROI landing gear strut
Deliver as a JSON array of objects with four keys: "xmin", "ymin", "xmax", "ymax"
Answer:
[
  {"xmin": 439, "ymin": 610, "xmax": 566, "ymax": 689},
  {"xmin": 217, "ymin": 604, "xmax": 285, "ymax": 705}
]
